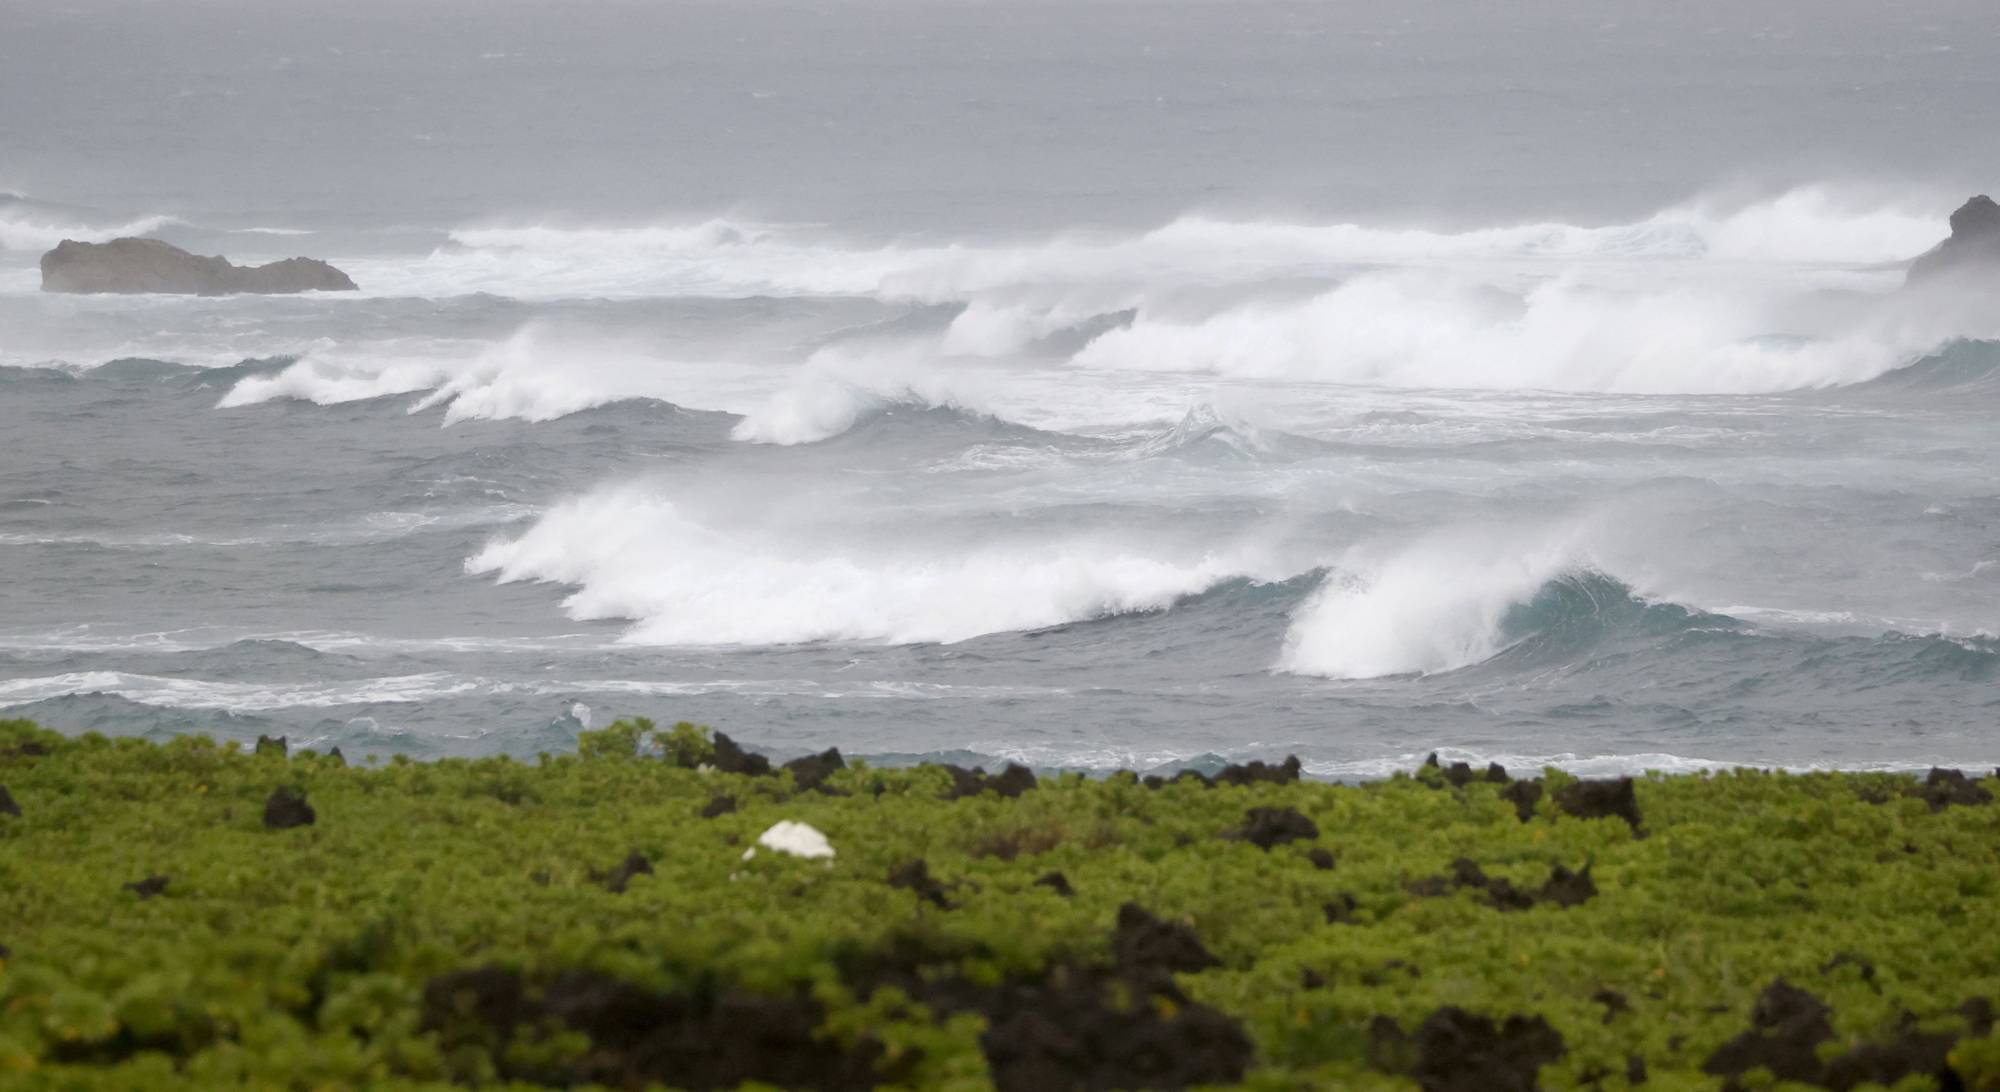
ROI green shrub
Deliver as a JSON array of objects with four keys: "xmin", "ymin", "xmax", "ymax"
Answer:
[{"xmin": 0, "ymin": 716, "xmax": 1996, "ymax": 1090}]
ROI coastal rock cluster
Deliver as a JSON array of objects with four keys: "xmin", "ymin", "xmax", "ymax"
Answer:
[
  {"xmin": 1907, "ymin": 194, "xmax": 2000, "ymax": 284},
  {"xmin": 39, "ymin": 237, "xmax": 356, "ymax": 295}
]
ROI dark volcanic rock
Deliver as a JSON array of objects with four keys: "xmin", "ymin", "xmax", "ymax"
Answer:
[
  {"xmin": 1225, "ymin": 806, "xmax": 1319, "ymax": 849},
  {"xmin": 710, "ymin": 732, "xmax": 772, "ymax": 777},
  {"xmin": 1501, "ymin": 779, "xmax": 1543, "ymax": 822},
  {"xmin": 262, "ymin": 786, "xmax": 316, "ymax": 829},
  {"xmin": 1213, "ymin": 755, "xmax": 1303, "ymax": 787},
  {"xmin": 423, "ymin": 966, "xmax": 900, "ymax": 1090},
  {"xmin": 1420, "ymin": 752, "xmax": 1509, "ymax": 787},
  {"xmin": 598, "ymin": 851, "xmax": 653, "ymax": 894},
  {"xmin": 939, "ymin": 762, "xmax": 1039, "ymax": 800},
  {"xmin": 783, "ymin": 748, "xmax": 846, "ymax": 792},
  {"xmin": 1367, "ymin": 1014, "xmax": 1414, "ymax": 1072},
  {"xmin": 968, "ymin": 825, "xmax": 1065, "ymax": 861},
  {"xmin": 41, "ymin": 237, "xmax": 357, "ymax": 295},
  {"xmin": 1822, "ymin": 1025, "xmax": 1960, "ymax": 1092},
  {"xmin": 842, "ymin": 917, "xmax": 1250, "ymax": 1092},
  {"xmin": 1592, "ymin": 988, "xmax": 1631, "ymax": 1024},
  {"xmin": 700, "ymin": 794, "xmax": 737, "ymax": 819},
  {"xmin": 254, "ymin": 734, "xmax": 287, "ymax": 757},
  {"xmin": 1907, "ymin": 195, "xmax": 2000, "ymax": 284},
  {"xmin": 1537, "ymin": 864, "xmax": 1597, "ymax": 908},
  {"xmin": 1703, "ymin": 979, "xmax": 1835, "ymax": 1087},
  {"xmin": 1307, "ymin": 847, "xmax": 1336, "ymax": 870},
  {"xmin": 1456, "ymin": 860, "xmax": 1534, "ymax": 911},
  {"xmin": 0, "ymin": 784, "xmax": 18, "ymax": 818},
  {"xmin": 1964, "ymin": 997, "xmax": 1996, "ymax": 1036},
  {"xmin": 1703, "ymin": 979, "xmax": 1980, "ymax": 1091},
  {"xmin": 1407, "ymin": 859, "xmax": 1594, "ymax": 911},
  {"xmin": 986, "ymin": 763, "xmax": 1038, "ymax": 797},
  {"xmin": 1034, "ymin": 871, "xmax": 1074, "ymax": 897},
  {"xmin": 1141, "ymin": 769, "xmax": 1216, "ymax": 790},
  {"xmin": 1113, "ymin": 903, "xmax": 1221, "ymax": 975},
  {"xmin": 1819, "ymin": 951, "xmax": 1877, "ymax": 987},
  {"xmin": 1553, "ymin": 777, "xmax": 1643, "ymax": 834},
  {"xmin": 1138, "ymin": 755, "xmax": 1303, "ymax": 791},
  {"xmin": 940, "ymin": 764, "xmax": 987, "ymax": 799},
  {"xmin": 123, "ymin": 875, "xmax": 170, "ymax": 900},
  {"xmin": 1910, "ymin": 767, "xmax": 1994, "ymax": 811},
  {"xmin": 1372, "ymin": 1007, "xmax": 1566, "ymax": 1092},
  {"xmin": 887, "ymin": 859, "xmax": 954, "ymax": 909},
  {"xmin": 977, "ymin": 970, "xmax": 1251, "ymax": 1092}
]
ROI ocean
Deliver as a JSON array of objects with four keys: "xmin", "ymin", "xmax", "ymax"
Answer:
[{"xmin": 2, "ymin": 0, "xmax": 1996, "ymax": 775}]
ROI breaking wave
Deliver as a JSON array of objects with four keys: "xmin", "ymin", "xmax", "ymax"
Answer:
[
  {"xmin": 353, "ymin": 185, "xmax": 1947, "ymax": 303},
  {"xmin": 0, "ymin": 194, "xmax": 177, "ymax": 252},
  {"xmin": 1070, "ymin": 270, "xmax": 1991, "ymax": 393},
  {"xmin": 465, "ymin": 484, "xmax": 1282, "ymax": 645},
  {"xmin": 1850, "ymin": 339, "xmax": 2000, "ymax": 394},
  {"xmin": 216, "ymin": 326, "xmax": 767, "ymax": 423},
  {"xmin": 1281, "ymin": 543, "xmax": 1996, "ymax": 683},
  {"xmin": 1280, "ymin": 530, "xmax": 1597, "ymax": 679},
  {"xmin": 728, "ymin": 344, "xmax": 995, "ymax": 444},
  {"xmin": 1132, "ymin": 403, "xmax": 1336, "ymax": 462}
]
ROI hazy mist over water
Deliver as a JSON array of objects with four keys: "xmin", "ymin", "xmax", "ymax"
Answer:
[
  {"xmin": 10, "ymin": 0, "xmax": 2000, "ymax": 230},
  {"xmin": 2, "ymin": 0, "xmax": 1996, "ymax": 774}
]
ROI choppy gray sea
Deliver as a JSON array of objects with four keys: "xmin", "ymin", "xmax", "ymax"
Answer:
[{"xmin": 2, "ymin": 1, "xmax": 1996, "ymax": 774}]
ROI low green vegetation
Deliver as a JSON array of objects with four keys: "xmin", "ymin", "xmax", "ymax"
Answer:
[{"xmin": 1, "ymin": 715, "xmax": 1997, "ymax": 1091}]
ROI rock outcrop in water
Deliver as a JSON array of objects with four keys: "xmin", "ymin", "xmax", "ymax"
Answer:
[
  {"xmin": 40, "ymin": 237, "xmax": 356, "ymax": 295},
  {"xmin": 1907, "ymin": 195, "xmax": 2000, "ymax": 285}
]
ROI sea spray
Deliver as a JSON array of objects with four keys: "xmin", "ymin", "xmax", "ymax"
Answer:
[
  {"xmin": 466, "ymin": 484, "xmax": 1285, "ymax": 645},
  {"xmin": 1279, "ymin": 526, "xmax": 1594, "ymax": 678}
]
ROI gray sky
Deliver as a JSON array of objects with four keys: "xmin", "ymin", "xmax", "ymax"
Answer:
[{"xmin": 5, "ymin": 0, "xmax": 1997, "ymax": 231}]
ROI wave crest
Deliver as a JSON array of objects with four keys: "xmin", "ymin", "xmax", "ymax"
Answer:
[
  {"xmin": 0, "ymin": 193, "xmax": 180, "ymax": 252},
  {"xmin": 1070, "ymin": 270, "xmax": 1976, "ymax": 393},
  {"xmin": 217, "ymin": 325, "xmax": 759, "ymax": 424},
  {"xmin": 465, "ymin": 485, "xmax": 1274, "ymax": 645},
  {"xmin": 1280, "ymin": 532, "xmax": 1594, "ymax": 679},
  {"xmin": 340, "ymin": 185, "xmax": 1950, "ymax": 303}
]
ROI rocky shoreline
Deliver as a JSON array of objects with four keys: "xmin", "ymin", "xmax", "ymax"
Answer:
[{"xmin": 2, "ymin": 716, "xmax": 1997, "ymax": 1089}]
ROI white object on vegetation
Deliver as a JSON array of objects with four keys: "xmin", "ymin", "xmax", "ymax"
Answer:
[{"xmin": 742, "ymin": 820, "xmax": 835, "ymax": 861}]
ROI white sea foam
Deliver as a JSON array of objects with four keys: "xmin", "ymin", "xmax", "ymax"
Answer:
[
  {"xmin": 217, "ymin": 339, "xmax": 460, "ymax": 408},
  {"xmin": 727, "ymin": 341, "xmax": 994, "ymax": 444},
  {"xmin": 0, "ymin": 671, "xmax": 483, "ymax": 711},
  {"xmin": 959, "ymin": 742, "xmax": 1974, "ymax": 778},
  {"xmin": 0, "ymin": 208, "xmax": 178, "ymax": 252},
  {"xmin": 0, "ymin": 505, "xmax": 532, "ymax": 549},
  {"xmin": 345, "ymin": 185, "xmax": 1947, "ymax": 303},
  {"xmin": 217, "ymin": 325, "xmax": 778, "ymax": 422},
  {"xmin": 466, "ymin": 484, "xmax": 1279, "ymax": 645},
  {"xmin": 409, "ymin": 329, "xmax": 749, "ymax": 424},
  {"xmin": 0, "ymin": 669, "xmax": 944, "ymax": 709},
  {"xmin": 213, "ymin": 323, "xmax": 981, "ymax": 435},
  {"xmin": 1279, "ymin": 526, "xmax": 1592, "ymax": 679},
  {"xmin": 1297, "ymin": 750, "xmax": 1963, "ymax": 779},
  {"xmin": 200, "ymin": 185, "xmax": 1993, "ymax": 427},
  {"xmin": 1070, "ymin": 269, "xmax": 1982, "ymax": 394}
]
